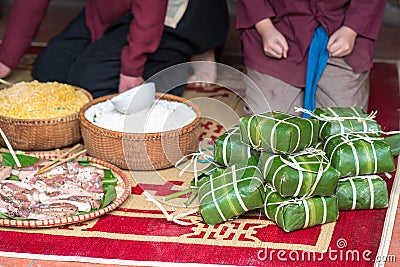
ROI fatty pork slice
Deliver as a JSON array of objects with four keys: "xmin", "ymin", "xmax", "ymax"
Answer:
[
  {"xmin": 0, "ymin": 181, "xmax": 34, "ymax": 204},
  {"xmin": 67, "ymin": 162, "xmax": 105, "ymax": 194},
  {"xmin": 0, "ymin": 162, "xmax": 108, "ymax": 219},
  {"xmin": 41, "ymin": 173, "xmax": 104, "ymax": 199},
  {"xmin": 0, "ymin": 199, "xmax": 19, "ymax": 218},
  {"xmin": 59, "ymin": 180, "xmax": 104, "ymax": 209},
  {"xmin": 0, "ymin": 166, "xmax": 12, "ymax": 181},
  {"xmin": 11, "ymin": 165, "xmax": 38, "ymax": 184},
  {"xmin": 28, "ymin": 202, "xmax": 79, "ymax": 220},
  {"xmin": 11, "ymin": 163, "xmax": 69, "ymax": 185},
  {"xmin": 39, "ymin": 188, "xmax": 102, "ymax": 210},
  {"xmin": 66, "ymin": 161, "xmax": 103, "ymax": 176},
  {"xmin": 0, "ymin": 199, "xmax": 11, "ymax": 214},
  {"xmin": 37, "ymin": 173, "xmax": 104, "ymax": 210},
  {"xmin": 0, "ymin": 180, "xmax": 36, "ymax": 218}
]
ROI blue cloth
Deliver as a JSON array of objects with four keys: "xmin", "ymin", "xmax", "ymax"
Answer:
[{"xmin": 303, "ymin": 25, "xmax": 329, "ymax": 118}]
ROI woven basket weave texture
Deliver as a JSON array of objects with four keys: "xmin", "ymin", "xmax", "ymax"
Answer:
[
  {"xmin": 0, "ymin": 87, "xmax": 92, "ymax": 150},
  {"xmin": 79, "ymin": 93, "xmax": 201, "ymax": 170}
]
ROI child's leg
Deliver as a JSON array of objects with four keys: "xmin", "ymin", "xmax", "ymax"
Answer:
[
  {"xmin": 244, "ymin": 68, "xmax": 304, "ymax": 115},
  {"xmin": 187, "ymin": 49, "xmax": 217, "ymax": 87},
  {"xmin": 316, "ymin": 58, "xmax": 370, "ymax": 110}
]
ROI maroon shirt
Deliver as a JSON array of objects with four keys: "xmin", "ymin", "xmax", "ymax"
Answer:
[
  {"xmin": 0, "ymin": 0, "xmax": 167, "ymax": 77},
  {"xmin": 236, "ymin": 0, "xmax": 386, "ymax": 88}
]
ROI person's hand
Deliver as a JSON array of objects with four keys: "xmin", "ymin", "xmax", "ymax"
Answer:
[
  {"xmin": 327, "ymin": 26, "xmax": 357, "ymax": 57},
  {"xmin": 255, "ymin": 18, "xmax": 288, "ymax": 59},
  {"xmin": 0, "ymin": 62, "xmax": 11, "ymax": 78},
  {"xmin": 118, "ymin": 74, "xmax": 144, "ymax": 93}
]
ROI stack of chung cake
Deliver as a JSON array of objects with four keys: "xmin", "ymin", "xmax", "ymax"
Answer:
[
  {"xmin": 312, "ymin": 107, "xmax": 396, "ymax": 211},
  {"xmin": 240, "ymin": 112, "xmax": 340, "ymax": 232},
  {"xmin": 199, "ymin": 112, "xmax": 340, "ymax": 232},
  {"xmin": 196, "ymin": 108, "xmax": 398, "ymax": 232},
  {"xmin": 198, "ymin": 125, "xmax": 264, "ymax": 225}
]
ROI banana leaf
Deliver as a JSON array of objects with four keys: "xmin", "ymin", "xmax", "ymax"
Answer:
[
  {"xmin": 190, "ymin": 164, "xmax": 225, "ymax": 188},
  {"xmin": 258, "ymin": 149, "xmax": 340, "ymax": 197},
  {"xmin": 313, "ymin": 107, "xmax": 381, "ymax": 140},
  {"xmin": 323, "ymin": 133, "xmax": 395, "ymax": 177},
  {"xmin": 2, "ymin": 152, "xmax": 40, "ymax": 167},
  {"xmin": 384, "ymin": 134, "xmax": 400, "ymax": 156},
  {"xmin": 336, "ymin": 175, "xmax": 388, "ymax": 210},
  {"xmin": 263, "ymin": 187, "xmax": 339, "ymax": 232},
  {"xmin": 199, "ymin": 164, "xmax": 265, "ymax": 225},
  {"xmin": 214, "ymin": 125, "xmax": 260, "ymax": 167},
  {"xmin": 239, "ymin": 112, "xmax": 319, "ymax": 154}
]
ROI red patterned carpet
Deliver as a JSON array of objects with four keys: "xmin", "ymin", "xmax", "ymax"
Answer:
[
  {"xmin": 0, "ymin": 59, "xmax": 399, "ymax": 267},
  {"xmin": 369, "ymin": 62, "xmax": 400, "ymax": 132}
]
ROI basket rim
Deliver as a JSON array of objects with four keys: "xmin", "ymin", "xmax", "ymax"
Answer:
[
  {"xmin": 0, "ymin": 86, "xmax": 93, "ymax": 123},
  {"xmin": 79, "ymin": 92, "xmax": 202, "ymax": 138}
]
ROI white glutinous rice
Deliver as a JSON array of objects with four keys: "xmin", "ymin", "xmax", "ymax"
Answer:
[{"xmin": 84, "ymin": 99, "xmax": 197, "ymax": 133}]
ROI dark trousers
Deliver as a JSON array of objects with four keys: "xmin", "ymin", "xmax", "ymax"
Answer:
[
  {"xmin": 32, "ymin": 1, "xmax": 229, "ymax": 98},
  {"xmin": 32, "ymin": 11, "xmax": 193, "ymax": 98}
]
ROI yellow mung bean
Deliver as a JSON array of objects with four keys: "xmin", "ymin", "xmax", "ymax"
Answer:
[{"xmin": 0, "ymin": 81, "xmax": 89, "ymax": 119}]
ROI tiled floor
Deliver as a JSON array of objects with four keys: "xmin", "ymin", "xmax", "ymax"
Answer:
[{"xmin": 0, "ymin": 1, "xmax": 399, "ymax": 266}]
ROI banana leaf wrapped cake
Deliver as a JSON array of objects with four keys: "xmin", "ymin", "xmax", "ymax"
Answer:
[
  {"xmin": 336, "ymin": 175, "xmax": 388, "ymax": 210},
  {"xmin": 213, "ymin": 125, "xmax": 260, "ymax": 167},
  {"xmin": 258, "ymin": 149, "xmax": 340, "ymax": 197},
  {"xmin": 239, "ymin": 112, "xmax": 319, "ymax": 154},
  {"xmin": 263, "ymin": 187, "xmax": 339, "ymax": 232},
  {"xmin": 199, "ymin": 164, "xmax": 265, "ymax": 225},
  {"xmin": 323, "ymin": 133, "xmax": 395, "ymax": 177},
  {"xmin": 313, "ymin": 107, "xmax": 382, "ymax": 140}
]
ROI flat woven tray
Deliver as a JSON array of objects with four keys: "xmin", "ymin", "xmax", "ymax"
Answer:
[{"xmin": 0, "ymin": 151, "xmax": 131, "ymax": 228}]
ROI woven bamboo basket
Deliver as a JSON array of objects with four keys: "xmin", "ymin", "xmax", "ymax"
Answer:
[
  {"xmin": 0, "ymin": 87, "xmax": 92, "ymax": 151},
  {"xmin": 79, "ymin": 93, "xmax": 202, "ymax": 170}
]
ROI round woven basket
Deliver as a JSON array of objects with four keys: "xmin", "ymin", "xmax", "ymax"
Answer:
[
  {"xmin": 0, "ymin": 87, "xmax": 92, "ymax": 151},
  {"xmin": 79, "ymin": 93, "xmax": 202, "ymax": 170}
]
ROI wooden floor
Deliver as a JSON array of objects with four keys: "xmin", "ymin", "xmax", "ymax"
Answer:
[{"xmin": 0, "ymin": 1, "xmax": 399, "ymax": 266}]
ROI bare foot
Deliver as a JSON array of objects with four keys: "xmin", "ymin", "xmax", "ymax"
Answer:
[{"xmin": 188, "ymin": 49, "xmax": 217, "ymax": 87}]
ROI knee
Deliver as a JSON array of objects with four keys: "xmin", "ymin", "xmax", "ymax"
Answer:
[
  {"xmin": 31, "ymin": 43, "xmax": 72, "ymax": 82},
  {"xmin": 31, "ymin": 52, "xmax": 52, "ymax": 82},
  {"xmin": 66, "ymin": 59, "xmax": 119, "ymax": 98}
]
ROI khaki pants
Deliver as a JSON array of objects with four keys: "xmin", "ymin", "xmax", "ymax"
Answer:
[{"xmin": 243, "ymin": 58, "xmax": 370, "ymax": 115}]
